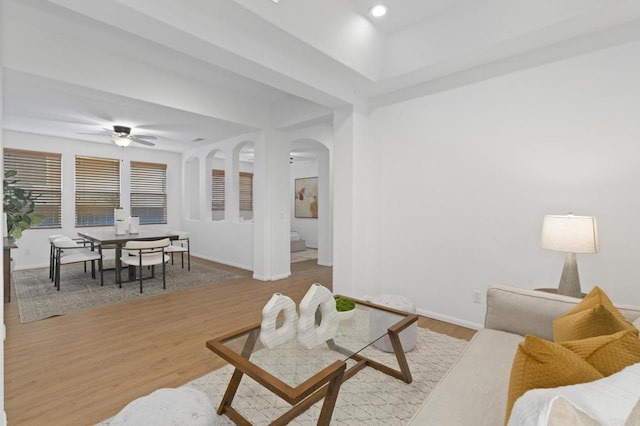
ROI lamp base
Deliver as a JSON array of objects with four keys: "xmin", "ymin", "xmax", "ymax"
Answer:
[{"xmin": 557, "ymin": 252, "xmax": 582, "ymax": 298}]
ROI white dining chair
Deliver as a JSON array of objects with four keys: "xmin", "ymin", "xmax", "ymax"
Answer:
[
  {"xmin": 164, "ymin": 231, "xmax": 190, "ymax": 270},
  {"xmin": 53, "ymin": 237, "xmax": 104, "ymax": 291},
  {"xmin": 120, "ymin": 238, "xmax": 171, "ymax": 293}
]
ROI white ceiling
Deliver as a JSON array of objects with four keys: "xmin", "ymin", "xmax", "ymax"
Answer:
[{"xmin": 3, "ymin": 0, "xmax": 640, "ymax": 153}]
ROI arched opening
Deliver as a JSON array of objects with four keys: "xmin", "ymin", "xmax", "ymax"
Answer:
[{"xmin": 289, "ymin": 139, "xmax": 331, "ymax": 266}]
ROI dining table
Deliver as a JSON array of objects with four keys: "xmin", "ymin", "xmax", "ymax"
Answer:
[{"xmin": 77, "ymin": 229, "xmax": 179, "ymax": 285}]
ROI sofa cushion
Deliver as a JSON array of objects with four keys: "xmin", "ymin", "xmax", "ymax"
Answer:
[
  {"xmin": 505, "ymin": 335, "xmax": 603, "ymax": 424},
  {"xmin": 560, "ymin": 329, "xmax": 640, "ymax": 376},
  {"xmin": 553, "ymin": 287, "xmax": 637, "ymax": 342},
  {"xmin": 508, "ymin": 363, "xmax": 640, "ymax": 426},
  {"xmin": 407, "ymin": 328, "xmax": 523, "ymax": 426}
]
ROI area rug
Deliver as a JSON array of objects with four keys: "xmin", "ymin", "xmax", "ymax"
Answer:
[
  {"xmin": 181, "ymin": 328, "xmax": 467, "ymax": 425},
  {"xmin": 14, "ymin": 262, "xmax": 241, "ymax": 323},
  {"xmin": 291, "ymin": 248, "xmax": 318, "ymax": 263}
]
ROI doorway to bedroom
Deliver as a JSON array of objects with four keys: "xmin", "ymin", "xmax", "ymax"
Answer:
[{"xmin": 289, "ymin": 137, "xmax": 330, "ymax": 267}]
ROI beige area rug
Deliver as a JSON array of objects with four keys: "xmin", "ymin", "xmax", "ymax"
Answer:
[
  {"xmin": 14, "ymin": 262, "xmax": 241, "ymax": 323},
  {"xmin": 179, "ymin": 329, "xmax": 467, "ymax": 425},
  {"xmin": 291, "ymin": 248, "xmax": 318, "ymax": 263}
]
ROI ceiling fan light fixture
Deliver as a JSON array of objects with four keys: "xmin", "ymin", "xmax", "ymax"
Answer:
[
  {"xmin": 113, "ymin": 136, "xmax": 131, "ymax": 147},
  {"xmin": 369, "ymin": 4, "xmax": 387, "ymax": 18}
]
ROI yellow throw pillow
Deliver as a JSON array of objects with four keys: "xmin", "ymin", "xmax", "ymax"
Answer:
[
  {"xmin": 574, "ymin": 286, "xmax": 631, "ymax": 324},
  {"xmin": 560, "ymin": 329, "xmax": 640, "ymax": 376},
  {"xmin": 554, "ymin": 303, "xmax": 637, "ymax": 342},
  {"xmin": 553, "ymin": 287, "xmax": 637, "ymax": 342},
  {"xmin": 505, "ymin": 335, "xmax": 603, "ymax": 425}
]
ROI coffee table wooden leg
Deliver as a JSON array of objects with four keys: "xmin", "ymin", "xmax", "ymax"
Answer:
[
  {"xmin": 217, "ymin": 367, "xmax": 245, "ymax": 416},
  {"xmin": 218, "ymin": 329, "xmax": 260, "ymax": 418},
  {"xmin": 317, "ymin": 367, "xmax": 345, "ymax": 426},
  {"xmin": 388, "ymin": 329, "xmax": 412, "ymax": 383}
]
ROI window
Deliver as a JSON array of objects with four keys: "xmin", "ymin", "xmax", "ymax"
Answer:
[
  {"xmin": 211, "ymin": 169, "xmax": 225, "ymax": 220},
  {"xmin": 75, "ymin": 156, "xmax": 120, "ymax": 226},
  {"xmin": 239, "ymin": 172, "xmax": 253, "ymax": 213},
  {"xmin": 3, "ymin": 148, "xmax": 62, "ymax": 228},
  {"xmin": 130, "ymin": 161, "xmax": 167, "ymax": 224}
]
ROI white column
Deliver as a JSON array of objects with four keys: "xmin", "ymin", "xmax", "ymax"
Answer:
[
  {"xmin": 252, "ymin": 130, "xmax": 291, "ymax": 280},
  {"xmin": 332, "ymin": 105, "xmax": 368, "ymax": 297},
  {"xmin": 317, "ymin": 148, "xmax": 333, "ymax": 266},
  {"xmin": 225, "ymin": 145, "xmax": 240, "ymax": 222}
]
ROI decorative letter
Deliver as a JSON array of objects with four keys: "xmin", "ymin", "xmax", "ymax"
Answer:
[
  {"xmin": 259, "ymin": 293, "xmax": 298, "ymax": 349},
  {"xmin": 297, "ymin": 284, "xmax": 339, "ymax": 349}
]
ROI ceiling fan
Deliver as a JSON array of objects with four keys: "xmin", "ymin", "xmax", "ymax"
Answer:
[{"xmin": 79, "ymin": 125, "xmax": 156, "ymax": 147}]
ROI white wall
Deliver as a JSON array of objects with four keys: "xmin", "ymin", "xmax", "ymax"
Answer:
[
  {"xmin": 350, "ymin": 40, "xmax": 640, "ymax": 329},
  {"xmin": 2, "ymin": 130, "xmax": 182, "ymax": 270}
]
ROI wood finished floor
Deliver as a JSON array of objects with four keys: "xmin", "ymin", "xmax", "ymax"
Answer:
[{"xmin": 4, "ymin": 258, "xmax": 475, "ymax": 426}]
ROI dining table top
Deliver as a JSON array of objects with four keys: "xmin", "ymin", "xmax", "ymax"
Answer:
[{"xmin": 77, "ymin": 229, "xmax": 178, "ymax": 245}]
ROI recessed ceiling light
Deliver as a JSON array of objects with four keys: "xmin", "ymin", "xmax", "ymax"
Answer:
[
  {"xmin": 271, "ymin": 0, "xmax": 279, "ymax": 3},
  {"xmin": 369, "ymin": 4, "xmax": 387, "ymax": 18}
]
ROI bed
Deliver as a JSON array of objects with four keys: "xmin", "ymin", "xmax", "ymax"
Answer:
[{"xmin": 290, "ymin": 231, "xmax": 306, "ymax": 252}]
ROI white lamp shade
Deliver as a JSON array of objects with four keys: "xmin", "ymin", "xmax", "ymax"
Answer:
[
  {"xmin": 541, "ymin": 214, "xmax": 599, "ymax": 254},
  {"xmin": 113, "ymin": 136, "xmax": 131, "ymax": 147}
]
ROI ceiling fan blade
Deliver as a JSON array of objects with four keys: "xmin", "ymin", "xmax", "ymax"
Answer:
[
  {"xmin": 78, "ymin": 131, "xmax": 110, "ymax": 135},
  {"xmin": 132, "ymin": 134, "xmax": 157, "ymax": 140},
  {"xmin": 131, "ymin": 137, "xmax": 155, "ymax": 146}
]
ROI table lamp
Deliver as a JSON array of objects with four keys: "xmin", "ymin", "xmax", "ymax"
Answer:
[{"xmin": 541, "ymin": 214, "xmax": 599, "ymax": 298}]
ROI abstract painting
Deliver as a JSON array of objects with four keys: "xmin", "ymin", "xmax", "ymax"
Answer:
[{"xmin": 294, "ymin": 177, "xmax": 318, "ymax": 218}]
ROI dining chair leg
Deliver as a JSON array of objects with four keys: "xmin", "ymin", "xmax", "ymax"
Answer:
[
  {"xmin": 139, "ymin": 265, "xmax": 144, "ymax": 294},
  {"xmin": 187, "ymin": 244, "xmax": 190, "ymax": 271},
  {"xmin": 49, "ymin": 243, "xmax": 55, "ymax": 281},
  {"xmin": 162, "ymin": 260, "xmax": 166, "ymax": 289},
  {"xmin": 55, "ymin": 250, "xmax": 61, "ymax": 291}
]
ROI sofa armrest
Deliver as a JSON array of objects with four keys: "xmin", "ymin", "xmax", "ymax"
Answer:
[
  {"xmin": 484, "ymin": 285, "xmax": 584, "ymax": 340},
  {"xmin": 484, "ymin": 285, "xmax": 640, "ymax": 341}
]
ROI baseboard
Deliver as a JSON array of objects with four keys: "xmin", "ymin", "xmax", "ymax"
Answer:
[
  {"xmin": 191, "ymin": 253, "xmax": 252, "ymax": 271},
  {"xmin": 416, "ymin": 308, "xmax": 483, "ymax": 331},
  {"xmin": 316, "ymin": 261, "xmax": 333, "ymax": 267},
  {"xmin": 270, "ymin": 272, "xmax": 291, "ymax": 281},
  {"xmin": 252, "ymin": 272, "xmax": 291, "ymax": 281}
]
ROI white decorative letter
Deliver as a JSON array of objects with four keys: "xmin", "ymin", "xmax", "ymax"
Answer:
[
  {"xmin": 259, "ymin": 293, "xmax": 298, "ymax": 349},
  {"xmin": 297, "ymin": 284, "xmax": 339, "ymax": 349}
]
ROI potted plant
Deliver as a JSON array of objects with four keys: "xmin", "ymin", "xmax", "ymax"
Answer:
[
  {"xmin": 3, "ymin": 170, "xmax": 43, "ymax": 239},
  {"xmin": 335, "ymin": 296, "xmax": 356, "ymax": 320}
]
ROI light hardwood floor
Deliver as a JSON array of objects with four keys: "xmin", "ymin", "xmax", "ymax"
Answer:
[{"xmin": 4, "ymin": 258, "xmax": 475, "ymax": 426}]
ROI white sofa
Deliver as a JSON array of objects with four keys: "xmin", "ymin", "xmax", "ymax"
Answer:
[{"xmin": 408, "ymin": 285, "xmax": 640, "ymax": 426}]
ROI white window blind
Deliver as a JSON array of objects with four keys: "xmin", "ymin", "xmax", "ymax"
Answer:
[
  {"xmin": 75, "ymin": 156, "xmax": 120, "ymax": 226},
  {"xmin": 211, "ymin": 169, "xmax": 225, "ymax": 215},
  {"xmin": 239, "ymin": 172, "xmax": 253, "ymax": 212},
  {"xmin": 130, "ymin": 161, "xmax": 167, "ymax": 225},
  {"xmin": 3, "ymin": 148, "xmax": 62, "ymax": 228}
]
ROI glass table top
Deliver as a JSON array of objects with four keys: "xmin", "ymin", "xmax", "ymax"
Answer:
[{"xmin": 218, "ymin": 302, "xmax": 406, "ymax": 387}]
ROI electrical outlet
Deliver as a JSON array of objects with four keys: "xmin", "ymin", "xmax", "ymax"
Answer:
[{"xmin": 473, "ymin": 290, "xmax": 482, "ymax": 304}]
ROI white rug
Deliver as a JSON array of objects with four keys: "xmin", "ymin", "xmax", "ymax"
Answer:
[
  {"xmin": 186, "ymin": 328, "xmax": 467, "ymax": 425},
  {"xmin": 291, "ymin": 248, "xmax": 318, "ymax": 263}
]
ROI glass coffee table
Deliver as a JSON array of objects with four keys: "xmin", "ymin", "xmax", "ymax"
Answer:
[{"xmin": 205, "ymin": 296, "xmax": 418, "ymax": 425}]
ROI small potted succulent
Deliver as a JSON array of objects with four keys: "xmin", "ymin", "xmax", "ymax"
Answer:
[{"xmin": 335, "ymin": 296, "xmax": 356, "ymax": 321}]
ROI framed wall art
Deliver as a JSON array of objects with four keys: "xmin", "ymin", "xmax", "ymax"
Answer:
[{"xmin": 294, "ymin": 177, "xmax": 318, "ymax": 218}]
